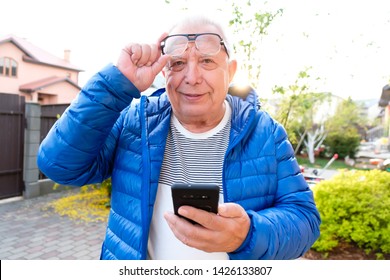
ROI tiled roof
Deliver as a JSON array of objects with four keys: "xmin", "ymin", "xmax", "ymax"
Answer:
[
  {"xmin": 19, "ymin": 76, "xmax": 81, "ymax": 93},
  {"xmin": 0, "ymin": 34, "xmax": 83, "ymax": 72}
]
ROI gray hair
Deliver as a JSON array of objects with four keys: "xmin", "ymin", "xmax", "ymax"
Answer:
[{"xmin": 167, "ymin": 14, "xmax": 233, "ymax": 56}]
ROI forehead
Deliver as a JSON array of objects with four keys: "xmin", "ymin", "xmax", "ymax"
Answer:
[{"xmin": 170, "ymin": 23, "xmax": 222, "ymax": 37}]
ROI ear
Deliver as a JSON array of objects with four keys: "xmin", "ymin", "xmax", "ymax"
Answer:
[{"xmin": 228, "ymin": 59, "xmax": 237, "ymax": 84}]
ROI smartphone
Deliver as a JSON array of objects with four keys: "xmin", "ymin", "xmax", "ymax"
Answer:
[{"xmin": 171, "ymin": 183, "xmax": 220, "ymax": 223}]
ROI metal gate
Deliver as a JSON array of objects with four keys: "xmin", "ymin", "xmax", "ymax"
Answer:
[{"xmin": 0, "ymin": 93, "xmax": 25, "ymax": 199}]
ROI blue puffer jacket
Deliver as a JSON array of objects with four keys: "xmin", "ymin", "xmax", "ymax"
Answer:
[{"xmin": 37, "ymin": 64, "xmax": 320, "ymax": 260}]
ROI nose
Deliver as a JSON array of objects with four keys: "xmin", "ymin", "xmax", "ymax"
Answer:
[{"xmin": 184, "ymin": 47, "xmax": 203, "ymax": 85}]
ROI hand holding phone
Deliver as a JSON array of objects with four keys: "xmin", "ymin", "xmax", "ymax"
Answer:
[{"xmin": 171, "ymin": 183, "xmax": 220, "ymax": 224}]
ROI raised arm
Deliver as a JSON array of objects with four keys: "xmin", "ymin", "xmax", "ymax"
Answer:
[{"xmin": 37, "ymin": 34, "xmax": 170, "ymax": 186}]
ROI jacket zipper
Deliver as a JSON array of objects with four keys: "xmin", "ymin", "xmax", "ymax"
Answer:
[{"xmin": 140, "ymin": 95, "xmax": 150, "ymax": 259}]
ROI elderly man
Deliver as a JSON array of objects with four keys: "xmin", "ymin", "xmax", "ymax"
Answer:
[{"xmin": 38, "ymin": 15, "xmax": 320, "ymax": 260}]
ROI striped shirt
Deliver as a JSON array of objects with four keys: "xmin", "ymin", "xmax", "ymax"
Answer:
[
  {"xmin": 159, "ymin": 100, "xmax": 232, "ymax": 189},
  {"xmin": 148, "ymin": 101, "xmax": 231, "ymax": 260}
]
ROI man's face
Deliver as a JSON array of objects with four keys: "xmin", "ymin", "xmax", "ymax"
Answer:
[{"xmin": 163, "ymin": 24, "xmax": 237, "ymax": 128}]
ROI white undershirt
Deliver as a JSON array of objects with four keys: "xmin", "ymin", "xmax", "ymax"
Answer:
[{"xmin": 147, "ymin": 101, "xmax": 231, "ymax": 260}]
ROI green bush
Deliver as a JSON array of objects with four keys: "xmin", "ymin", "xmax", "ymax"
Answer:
[
  {"xmin": 311, "ymin": 169, "xmax": 390, "ymax": 259},
  {"xmin": 324, "ymin": 130, "xmax": 360, "ymax": 158}
]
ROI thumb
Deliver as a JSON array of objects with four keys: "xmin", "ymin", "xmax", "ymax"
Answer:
[{"xmin": 218, "ymin": 203, "xmax": 243, "ymax": 218}]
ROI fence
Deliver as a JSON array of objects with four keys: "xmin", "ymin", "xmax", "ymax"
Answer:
[
  {"xmin": 0, "ymin": 93, "xmax": 25, "ymax": 199},
  {"xmin": 0, "ymin": 92, "xmax": 69, "ymax": 199}
]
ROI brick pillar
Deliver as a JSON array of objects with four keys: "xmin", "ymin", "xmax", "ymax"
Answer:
[{"xmin": 23, "ymin": 102, "xmax": 41, "ymax": 198}]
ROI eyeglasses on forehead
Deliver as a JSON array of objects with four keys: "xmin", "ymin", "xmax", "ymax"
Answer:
[{"xmin": 160, "ymin": 32, "xmax": 229, "ymax": 57}]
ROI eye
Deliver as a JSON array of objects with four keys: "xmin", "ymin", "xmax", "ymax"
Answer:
[
  {"xmin": 172, "ymin": 60, "xmax": 185, "ymax": 66},
  {"xmin": 200, "ymin": 58, "xmax": 218, "ymax": 70},
  {"xmin": 202, "ymin": 58, "xmax": 214, "ymax": 64},
  {"xmin": 168, "ymin": 59, "xmax": 186, "ymax": 72}
]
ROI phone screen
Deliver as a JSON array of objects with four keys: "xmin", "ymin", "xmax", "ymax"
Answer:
[{"xmin": 171, "ymin": 183, "xmax": 220, "ymax": 223}]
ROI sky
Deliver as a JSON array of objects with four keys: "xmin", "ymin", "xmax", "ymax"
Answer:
[{"xmin": 1, "ymin": 0, "xmax": 389, "ymax": 101}]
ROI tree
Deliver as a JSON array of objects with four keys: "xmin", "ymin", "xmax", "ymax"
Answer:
[
  {"xmin": 303, "ymin": 124, "xmax": 327, "ymax": 164},
  {"xmin": 271, "ymin": 68, "xmax": 331, "ymax": 163},
  {"xmin": 325, "ymin": 97, "xmax": 365, "ymax": 133},
  {"xmin": 228, "ymin": 1, "xmax": 283, "ymax": 86},
  {"xmin": 324, "ymin": 98, "xmax": 365, "ymax": 158}
]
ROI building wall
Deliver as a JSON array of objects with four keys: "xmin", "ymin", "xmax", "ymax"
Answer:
[
  {"xmin": 0, "ymin": 41, "xmax": 80, "ymax": 104},
  {"xmin": 37, "ymin": 82, "xmax": 79, "ymax": 104}
]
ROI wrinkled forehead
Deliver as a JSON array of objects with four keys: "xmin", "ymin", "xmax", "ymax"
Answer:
[{"xmin": 169, "ymin": 23, "xmax": 223, "ymax": 37}]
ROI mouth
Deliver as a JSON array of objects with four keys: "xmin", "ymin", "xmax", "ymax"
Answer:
[
  {"xmin": 181, "ymin": 88, "xmax": 209, "ymax": 95},
  {"xmin": 181, "ymin": 92, "xmax": 206, "ymax": 101},
  {"xmin": 183, "ymin": 93, "xmax": 203, "ymax": 97}
]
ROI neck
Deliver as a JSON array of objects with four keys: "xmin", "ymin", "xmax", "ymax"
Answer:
[{"xmin": 174, "ymin": 103, "xmax": 226, "ymax": 133}]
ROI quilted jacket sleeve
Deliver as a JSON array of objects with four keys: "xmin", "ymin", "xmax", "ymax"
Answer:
[
  {"xmin": 37, "ymin": 64, "xmax": 140, "ymax": 186},
  {"xmin": 229, "ymin": 118, "xmax": 321, "ymax": 260}
]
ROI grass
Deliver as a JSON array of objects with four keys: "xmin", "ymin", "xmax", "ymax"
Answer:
[{"xmin": 296, "ymin": 156, "xmax": 354, "ymax": 170}]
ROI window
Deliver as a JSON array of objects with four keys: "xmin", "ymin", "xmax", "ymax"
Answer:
[
  {"xmin": 0, "ymin": 57, "xmax": 18, "ymax": 77},
  {"xmin": 11, "ymin": 60, "xmax": 17, "ymax": 76}
]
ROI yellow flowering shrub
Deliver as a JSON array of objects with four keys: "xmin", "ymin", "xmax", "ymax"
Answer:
[{"xmin": 47, "ymin": 181, "xmax": 111, "ymax": 223}]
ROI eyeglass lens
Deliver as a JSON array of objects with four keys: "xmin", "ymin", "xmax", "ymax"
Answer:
[{"xmin": 163, "ymin": 34, "xmax": 222, "ymax": 56}]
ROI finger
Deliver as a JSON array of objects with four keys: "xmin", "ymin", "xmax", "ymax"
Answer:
[
  {"xmin": 164, "ymin": 212, "xmax": 197, "ymax": 245},
  {"xmin": 135, "ymin": 44, "xmax": 152, "ymax": 67},
  {"xmin": 157, "ymin": 32, "xmax": 169, "ymax": 51},
  {"xmin": 129, "ymin": 44, "xmax": 142, "ymax": 65},
  {"xmin": 146, "ymin": 32, "xmax": 169, "ymax": 70},
  {"xmin": 164, "ymin": 212, "xmax": 214, "ymax": 251},
  {"xmin": 143, "ymin": 32, "xmax": 169, "ymax": 68},
  {"xmin": 121, "ymin": 44, "xmax": 136, "ymax": 62},
  {"xmin": 178, "ymin": 206, "xmax": 220, "ymax": 229},
  {"xmin": 147, "ymin": 43, "xmax": 159, "ymax": 67}
]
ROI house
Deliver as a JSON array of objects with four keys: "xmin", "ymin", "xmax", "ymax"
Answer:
[
  {"xmin": 0, "ymin": 34, "xmax": 83, "ymax": 104},
  {"xmin": 379, "ymin": 84, "xmax": 390, "ymax": 140}
]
